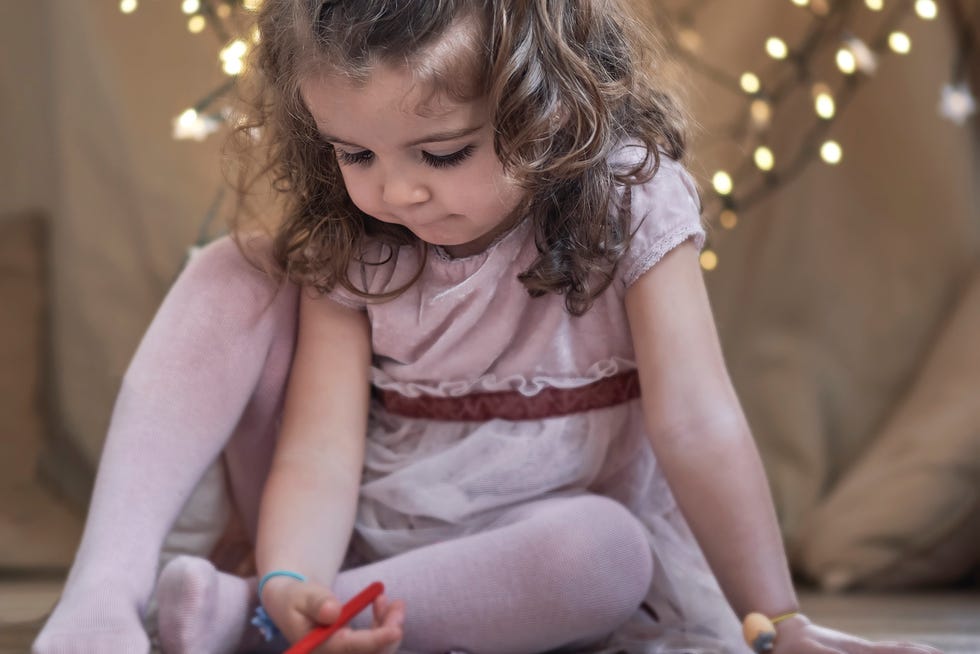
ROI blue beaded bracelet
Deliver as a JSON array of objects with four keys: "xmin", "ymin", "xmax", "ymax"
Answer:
[
  {"xmin": 257, "ymin": 569, "xmax": 307, "ymax": 604},
  {"xmin": 250, "ymin": 606, "xmax": 282, "ymax": 642},
  {"xmin": 253, "ymin": 570, "xmax": 308, "ymax": 643}
]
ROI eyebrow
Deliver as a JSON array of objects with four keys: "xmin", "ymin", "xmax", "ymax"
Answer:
[{"xmin": 319, "ymin": 124, "xmax": 484, "ymax": 149}]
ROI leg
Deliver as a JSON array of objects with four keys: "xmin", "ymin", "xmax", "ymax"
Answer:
[
  {"xmin": 336, "ymin": 494, "xmax": 655, "ymax": 654},
  {"xmin": 155, "ymin": 494, "xmax": 654, "ymax": 654},
  {"xmin": 32, "ymin": 237, "xmax": 297, "ymax": 654},
  {"xmin": 155, "ymin": 556, "xmax": 273, "ymax": 654},
  {"xmin": 156, "ymin": 278, "xmax": 300, "ymax": 654}
]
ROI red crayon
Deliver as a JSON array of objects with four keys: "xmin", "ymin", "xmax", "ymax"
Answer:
[{"xmin": 285, "ymin": 581, "xmax": 386, "ymax": 654}]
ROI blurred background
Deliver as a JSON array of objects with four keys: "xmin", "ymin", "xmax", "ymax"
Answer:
[{"xmin": 1, "ymin": 0, "xmax": 979, "ymax": 649}]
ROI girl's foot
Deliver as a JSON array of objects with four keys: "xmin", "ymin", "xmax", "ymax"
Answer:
[
  {"xmin": 156, "ymin": 555, "xmax": 253, "ymax": 654},
  {"xmin": 32, "ymin": 592, "xmax": 150, "ymax": 654}
]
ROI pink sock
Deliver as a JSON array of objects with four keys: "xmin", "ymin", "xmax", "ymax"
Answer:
[
  {"xmin": 33, "ymin": 237, "xmax": 297, "ymax": 654},
  {"xmin": 155, "ymin": 495, "xmax": 653, "ymax": 654}
]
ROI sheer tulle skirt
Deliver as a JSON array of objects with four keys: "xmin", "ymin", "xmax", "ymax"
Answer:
[{"xmin": 348, "ymin": 400, "xmax": 744, "ymax": 653}]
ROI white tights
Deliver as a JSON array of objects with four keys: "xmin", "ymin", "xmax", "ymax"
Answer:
[
  {"xmin": 31, "ymin": 237, "xmax": 653, "ymax": 654},
  {"xmin": 157, "ymin": 493, "xmax": 653, "ymax": 654}
]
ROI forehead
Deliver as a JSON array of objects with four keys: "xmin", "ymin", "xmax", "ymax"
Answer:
[{"xmin": 300, "ymin": 65, "xmax": 487, "ymax": 141}]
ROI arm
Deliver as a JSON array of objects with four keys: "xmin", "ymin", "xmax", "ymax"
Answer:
[
  {"xmin": 625, "ymin": 242, "xmax": 795, "ymax": 618},
  {"xmin": 256, "ymin": 288, "xmax": 371, "ymax": 589},
  {"xmin": 255, "ymin": 289, "xmax": 403, "ymax": 650},
  {"xmin": 625, "ymin": 242, "xmax": 940, "ymax": 654}
]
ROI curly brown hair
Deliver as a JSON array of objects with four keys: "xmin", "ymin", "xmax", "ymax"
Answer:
[{"xmin": 229, "ymin": 0, "xmax": 689, "ymax": 315}]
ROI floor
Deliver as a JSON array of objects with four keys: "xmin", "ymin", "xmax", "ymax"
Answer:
[
  {"xmin": 3, "ymin": 578, "xmax": 979, "ymax": 653},
  {"xmin": 798, "ymin": 591, "xmax": 980, "ymax": 653}
]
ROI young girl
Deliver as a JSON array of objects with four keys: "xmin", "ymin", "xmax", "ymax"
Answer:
[{"xmin": 34, "ymin": 1, "xmax": 943, "ymax": 653}]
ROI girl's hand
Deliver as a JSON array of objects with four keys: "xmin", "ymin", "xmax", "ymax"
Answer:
[
  {"xmin": 773, "ymin": 615, "xmax": 944, "ymax": 654},
  {"xmin": 262, "ymin": 577, "xmax": 405, "ymax": 653}
]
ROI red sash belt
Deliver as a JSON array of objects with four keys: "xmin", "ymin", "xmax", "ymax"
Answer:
[{"xmin": 376, "ymin": 370, "xmax": 641, "ymax": 422}]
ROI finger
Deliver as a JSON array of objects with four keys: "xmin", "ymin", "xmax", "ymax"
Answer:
[
  {"xmin": 838, "ymin": 642, "xmax": 874, "ymax": 654},
  {"xmin": 303, "ymin": 592, "xmax": 341, "ymax": 625},
  {"xmin": 316, "ymin": 624, "xmax": 403, "ymax": 654},
  {"xmin": 371, "ymin": 594, "xmax": 390, "ymax": 628},
  {"xmin": 384, "ymin": 599, "xmax": 406, "ymax": 627},
  {"xmin": 374, "ymin": 595, "xmax": 407, "ymax": 628}
]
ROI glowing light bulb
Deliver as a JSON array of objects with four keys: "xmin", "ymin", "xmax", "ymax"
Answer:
[
  {"xmin": 120, "ymin": 0, "xmax": 137, "ymax": 13},
  {"xmin": 820, "ymin": 140, "xmax": 843, "ymax": 164},
  {"xmin": 843, "ymin": 36, "xmax": 878, "ymax": 74},
  {"xmin": 766, "ymin": 37, "xmax": 789, "ymax": 60},
  {"xmin": 223, "ymin": 39, "xmax": 248, "ymax": 60},
  {"xmin": 181, "ymin": 0, "xmax": 200, "ymax": 14},
  {"xmin": 720, "ymin": 210, "xmax": 738, "ymax": 229},
  {"xmin": 750, "ymin": 99, "xmax": 772, "ymax": 127},
  {"xmin": 791, "ymin": 0, "xmax": 809, "ymax": 6},
  {"xmin": 244, "ymin": 0, "xmax": 263, "ymax": 9},
  {"xmin": 811, "ymin": 83, "xmax": 836, "ymax": 119},
  {"xmin": 740, "ymin": 72, "xmax": 761, "ymax": 95},
  {"xmin": 865, "ymin": 0, "xmax": 884, "ymax": 10},
  {"xmin": 251, "ymin": 26, "xmax": 261, "ymax": 43},
  {"xmin": 889, "ymin": 31, "xmax": 911, "ymax": 54},
  {"xmin": 220, "ymin": 39, "xmax": 249, "ymax": 76},
  {"xmin": 178, "ymin": 108, "xmax": 198, "ymax": 128},
  {"xmin": 223, "ymin": 58, "xmax": 245, "ymax": 76},
  {"xmin": 712, "ymin": 171, "xmax": 733, "ymax": 195},
  {"xmin": 939, "ymin": 82, "xmax": 977, "ymax": 125},
  {"xmin": 173, "ymin": 108, "xmax": 221, "ymax": 141},
  {"xmin": 914, "ymin": 0, "xmax": 937, "ymax": 19},
  {"xmin": 836, "ymin": 48, "xmax": 857, "ymax": 75},
  {"xmin": 700, "ymin": 250, "xmax": 719, "ymax": 271},
  {"xmin": 754, "ymin": 146, "xmax": 775, "ymax": 171},
  {"xmin": 188, "ymin": 15, "xmax": 206, "ymax": 33},
  {"xmin": 814, "ymin": 92, "xmax": 836, "ymax": 119}
]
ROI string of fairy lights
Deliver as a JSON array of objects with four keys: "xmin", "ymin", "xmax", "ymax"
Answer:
[
  {"xmin": 658, "ymin": 0, "xmax": 974, "ymax": 270},
  {"xmin": 120, "ymin": 0, "xmax": 977, "ymax": 270}
]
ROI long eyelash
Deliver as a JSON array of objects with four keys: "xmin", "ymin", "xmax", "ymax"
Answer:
[
  {"xmin": 337, "ymin": 150, "xmax": 373, "ymax": 166},
  {"xmin": 422, "ymin": 145, "xmax": 475, "ymax": 169}
]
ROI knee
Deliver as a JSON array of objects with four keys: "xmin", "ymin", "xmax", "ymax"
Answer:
[
  {"xmin": 537, "ymin": 495, "xmax": 654, "ymax": 626},
  {"xmin": 183, "ymin": 235, "xmax": 298, "ymax": 329}
]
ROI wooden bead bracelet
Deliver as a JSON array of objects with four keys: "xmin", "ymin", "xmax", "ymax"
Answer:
[{"xmin": 742, "ymin": 611, "xmax": 799, "ymax": 652}]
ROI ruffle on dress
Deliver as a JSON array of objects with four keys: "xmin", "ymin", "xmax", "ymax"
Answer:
[{"xmin": 370, "ymin": 356, "xmax": 638, "ymax": 398}]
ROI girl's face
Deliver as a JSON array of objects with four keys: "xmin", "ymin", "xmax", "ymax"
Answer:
[{"xmin": 301, "ymin": 65, "xmax": 527, "ymax": 258}]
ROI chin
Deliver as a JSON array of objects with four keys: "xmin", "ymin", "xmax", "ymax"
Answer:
[{"xmin": 412, "ymin": 226, "xmax": 472, "ymax": 247}]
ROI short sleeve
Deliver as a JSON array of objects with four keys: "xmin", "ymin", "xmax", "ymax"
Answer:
[{"xmin": 618, "ymin": 156, "xmax": 705, "ymax": 288}]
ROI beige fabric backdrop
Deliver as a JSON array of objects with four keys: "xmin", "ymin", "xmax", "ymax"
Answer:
[
  {"xmin": 678, "ymin": 1, "xmax": 980, "ymax": 589},
  {"xmin": 2, "ymin": 2, "xmax": 232, "ymax": 499},
  {"xmin": 2, "ymin": 1, "xmax": 977, "ymax": 587}
]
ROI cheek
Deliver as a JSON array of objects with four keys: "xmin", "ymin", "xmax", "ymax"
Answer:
[
  {"xmin": 338, "ymin": 171, "xmax": 376, "ymax": 212},
  {"xmin": 464, "ymin": 155, "xmax": 524, "ymax": 209},
  {"xmin": 485, "ymin": 171, "xmax": 527, "ymax": 215}
]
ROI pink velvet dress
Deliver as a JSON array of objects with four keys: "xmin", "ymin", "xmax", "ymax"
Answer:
[{"xmin": 329, "ymin": 156, "xmax": 745, "ymax": 653}]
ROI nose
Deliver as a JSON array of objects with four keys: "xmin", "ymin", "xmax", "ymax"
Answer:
[{"xmin": 381, "ymin": 171, "xmax": 431, "ymax": 207}]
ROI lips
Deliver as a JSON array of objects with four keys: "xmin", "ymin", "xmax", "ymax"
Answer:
[{"xmin": 405, "ymin": 214, "xmax": 457, "ymax": 229}]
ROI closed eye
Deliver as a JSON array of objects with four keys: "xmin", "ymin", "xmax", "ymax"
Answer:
[
  {"xmin": 334, "ymin": 144, "xmax": 476, "ymax": 169},
  {"xmin": 336, "ymin": 149, "xmax": 374, "ymax": 166},
  {"xmin": 422, "ymin": 145, "xmax": 475, "ymax": 168}
]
